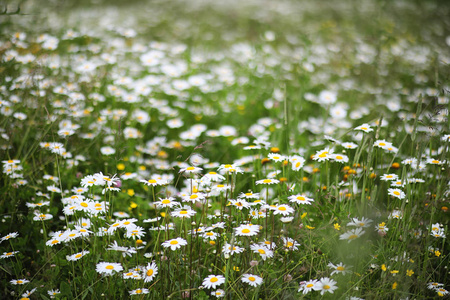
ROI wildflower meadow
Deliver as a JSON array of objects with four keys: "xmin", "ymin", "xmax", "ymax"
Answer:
[{"xmin": 1, "ymin": 0, "xmax": 449, "ymax": 299}]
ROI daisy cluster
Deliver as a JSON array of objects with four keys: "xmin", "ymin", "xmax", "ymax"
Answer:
[{"xmin": 1, "ymin": 0, "xmax": 449, "ymax": 298}]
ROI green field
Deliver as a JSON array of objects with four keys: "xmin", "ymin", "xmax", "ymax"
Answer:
[{"xmin": 0, "ymin": 0, "xmax": 449, "ymax": 299}]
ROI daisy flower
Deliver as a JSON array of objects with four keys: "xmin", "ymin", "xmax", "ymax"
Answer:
[
  {"xmin": 66, "ymin": 251, "xmax": 90, "ymax": 261},
  {"xmin": 154, "ymin": 197, "xmax": 180, "ymax": 208},
  {"xmin": 388, "ymin": 210, "xmax": 403, "ymax": 219},
  {"xmin": 373, "ymin": 140, "xmax": 392, "ymax": 149},
  {"xmin": 222, "ymin": 243, "xmax": 245, "ymax": 255},
  {"xmin": 229, "ymin": 199, "xmax": 251, "ymax": 210},
  {"xmin": 339, "ymin": 228, "xmax": 365, "ymax": 242},
  {"xmin": 255, "ymin": 178, "xmax": 280, "ymax": 185},
  {"xmin": 10, "ymin": 279, "xmax": 30, "ymax": 285},
  {"xmin": 387, "ymin": 188, "xmax": 406, "ymax": 199},
  {"xmin": 47, "ymin": 289, "xmax": 61, "ymax": 298},
  {"xmin": 328, "ymin": 262, "xmax": 352, "ymax": 275},
  {"xmin": 143, "ymin": 262, "xmax": 158, "ymax": 282},
  {"xmin": 202, "ymin": 275, "xmax": 225, "ymax": 289},
  {"xmin": 380, "ymin": 173, "xmax": 398, "ymax": 181},
  {"xmin": 234, "ymin": 224, "xmax": 260, "ymax": 236},
  {"xmin": 1, "ymin": 232, "xmax": 19, "ymax": 242},
  {"xmin": 162, "ymin": 237, "xmax": 188, "ymax": 251},
  {"xmin": 211, "ymin": 289, "xmax": 225, "ymax": 298},
  {"xmin": 354, "ymin": 123, "xmax": 373, "ymax": 133},
  {"xmin": 347, "ymin": 217, "xmax": 373, "ymax": 228},
  {"xmin": 312, "ymin": 148, "xmax": 333, "ymax": 162},
  {"xmin": 273, "ymin": 204, "xmax": 295, "ymax": 216},
  {"xmin": 268, "ymin": 153, "xmax": 286, "ymax": 162},
  {"xmin": 0, "ymin": 251, "xmax": 19, "ymax": 259},
  {"xmin": 289, "ymin": 155, "xmax": 305, "ymax": 171},
  {"xmin": 179, "ymin": 166, "xmax": 203, "ymax": 174},
  {"xmin": 171, "ymin": 207, "xmax": 197, "ymax": 218},
  {"xmin": 241, "ymin": 274, "xmax": 263, "ymax": 287},
  {"xmin": 140, "ymin": 178, "xmax": 167, "ymax": 186},
  {"xmin": 129, "ymin": 288, "xmax": 149, "ymax": 295},
  {"xmin": 96, "ymin": 262, "xmax": 123, "ymax": 276},
  {"xmin": 315, "ymin": 277, "xmax": 338, "ymax": 295},
  {"xmin": 288, "ymin": 194, "xmax": 314, "ymax": 205},
  {"xmin": 298, "ymin": 279, "xmax": 318, "ymax": 294},
  {"xmin": 250, "ymin": 244, "xmax": 273, "ymax": 261},
  {"xmin": 341, "ymin": 142, "xmax": 358, "ymax": 149},
  {"xmin": 330, "ymin": 154, "xmax": 349, "ymax": 163},
  {"xmin": 282, "ymin": 237, "xmax": 300, "ymax": 251}
]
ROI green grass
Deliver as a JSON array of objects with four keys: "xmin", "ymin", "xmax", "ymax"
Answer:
[{"xmin": 0, "ymin": 0, "xmax": 449, "ymax": 299}]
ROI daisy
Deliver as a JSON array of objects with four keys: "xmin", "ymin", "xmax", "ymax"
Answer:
[
  {"xmin": 47, "ymin": 289, "xmax": 61, "ymax": 298},
  {"xmin": 140, "ymin": 178, "xmax": 167, "ymax": 186},
  {"xmin": 66, "ymin": 251, "xmax": 90, "ymax": 261},
  {"xmin": 298, "ymin": 279, "xmax": 318, "ymax": 294},
  {"xmin": 1, "ymin": 232, "xmax": 19, "ymax": 242},
  {"xmin": 268, "ymin": 153, "xmax": 286, "ymax": 162},
  {"xmin": 347, "ymin": 217, "xmax": 373, "ymax": 228},
  {"xmin": 339, "ymin": 228, "xmax": 365, "ymax": 242},
  {"xmin": 328, "ymin": 262, "xmax": 351, "ymax": 275},
  {"xmin": 315, "ymin": 277, "xmax": 338, "ymax": 295},
  {"xmin": 202, "ymin": 274, "xmax": 225, "ymax": 289},
  {"xmin": 289, "ymin": 155, "xmax": 305, "ymax": 171},
  {"xmin": 238, "ymin": 191, "xmax": 260, "ymax": 199},
  {"xmin": 0, "ymin": 251, "xmax": 19, "ymax": 259},
  {"xmin": 229, "ymin": 199, "xmax": 251, "ymax": 210},
  {"xmin": 330, "ymin": 154, "xmax": 349, "ymax": 163},
  {"xmin": 341, "ymin": 142, "xmax": 358, "ymax": 149},
  {"xmin": 250, "ymin": 244, "xmax": 273, "ymax": 261},
  {"xmin": 182, "ymin": 192, "xmax": 206, "ymax": 203},
  {"xmin": 373, "ymin": 140, "xmax": 392, "ymax": 149},
  {"xmin": 154, "ymin": 197, "xmax": 180, "ymax": 208},
  {"xmin": 282, "ymin": 237, "xmax": 300, "ymax": 251},
  {"xmin": 222, "ymin": 243, "xmax": 245, "ymax": 255},
  {"xmin": 143, "ymin": 262, "xmax": 158, "ymax": 282},
  {"xmin": 211, "ymin": 289, "xmax": 225, "ymax": 298},
  {"xmin": 380, "ymin": 174, "xmax": 398, "ymax": 181},
  {"xmin": 387, "ymin": 188, "xmax": 406, "ymax": 199},
  {"xmin": 354, "ymin": 123, "xmax": 373, "ymax": 133},
  {"xmin": 241, "ymin": 274, "xmax": 263, "ymax": 287},
  {"xmin": 255, "ymin": 178, "xmax": 280, "ymax": 185},
  {"xmin": 179, "ymin": 166, "xmax": 203, "ymax": 174},
  {"xmin": 273, "ymin": 204, "xmax": 295, "ymax": 216},
  {"xmin": 96, "ymin": 262, "xmax": 123, "ymax": 276},
  {"xmin": 171, "ymin": 207, "xmax": 197, "ymax": 218},
  {"xmin": 235, "ymin": 224, "xmax": 260, "ymax": 236},
  {"xmin": 312, "ymin": 148, "xmax": 333, "ymax": 162},
  {"xmin": 129, "ymin": 288, "xmax": 149, "ymax": 295},
  {"xmin": 388, "ymin": 210, "xmax": 403, "ymax": 219},
  {"xmin": 288, "ymin": 194, "xmax": 314, "ymax": 205},
  {"xmin": 10, "ymin": 279, "xmax": 30, "ymax": 285},
  {"xmin": 162, "ymin": 237, "xmax": 188, "ymax": 251}
]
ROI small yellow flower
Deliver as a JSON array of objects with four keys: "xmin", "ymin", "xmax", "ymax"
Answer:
[
  {"xmin": 129, "ymin": 201, "xmax": 137, "ymax": 209},
  {"xmin": 390, "ymin": 270, "xmax": 399, "ymax": 274},
  {"xmin": 392, "ymin": 282, "xmax": 397, "ymax": 290},
  {"xmin": 435, "ymin": 250, "xmax": 441, "ymax": 257},
  {"xmin": 127, "ymin": 189, "xmax": 135, "ymax": 197},
  {"xmin": 117, "ymin": 163, "xmax": 125, "ymax": 170},
  {"xmin": 334, "ymin": 223, "xmax": 341, "ymax": 231},
  {"xmin": 306, "ymin": 225, "xmax": 315, "ymax": 230},
  {"xmin": 233, "ymin": 266, "xmax": 240, "ymax": 271},
  {"xmin": 406, "ymin": 269, "xmax": 414, "ymax": 276},
  {"xmin": 160, "ymin": 212, "xmax": 166, "ymax": 217},
  {"xmin": 301, "ymin": 212, "xmax": 307, "ymax": 219},
  {"xmin": 381, "ymin": 264, "xmax": 387, "ymax": 271}
]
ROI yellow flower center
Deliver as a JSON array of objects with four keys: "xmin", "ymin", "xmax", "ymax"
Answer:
[
  {"xmin": 337, "ymin": 266, "xmax": 345, "ymax": 271},
  {"xmin": 105, "ymin": 265, "xmax": 114, "ymax": 270},
  {"xmin": 161, "ymin": 199, "xmax": 170, "ymax": 204},
  {"xmin": 242, "ymin": 229, "xmax": 250, "ymax": 234},
  {"xmin": 186, "ymin": 167, "xmax": 195, "ymax": 171},
  {"xmin": 323, "ymin": 284, "xmax": 330, "ymax": 290},
  {"xmin": 249, "ymin": 276, "xmax": 256, "ymax": 282},
  {"xmin": 75, "ymin": 254, "xmax": 82, "ymax": 258},
  {"xmin": 136, "ymin": 289, "xmax": 142, "ymax": 294},
  {"xmin": 393, "ymin": 191, "xmax": 400, "ymax": 196},
  {"xmin": 180, "ymin": 210, "xmax": 188, "ymax": 215},
  {"xmin": 147, "ymin": 269, "xmax": 153, "ymax": 276},
  {"xmin": 210, "ymin": 277, "xmax": 218, "ymax": 282},
  {"xmin": 258, "ymin": 249, "xmax": 266, "ymax": 254},
  {"xmin": 170, "ymin": 240, "xmax": 179, "ymax": 245},
  {"xmin": 348, "ymin": 234, "xmax": 358, "ymax": 240},
  {"xmin": 307, "ymin": 283, "xmax": 314, "ymax": 288},
  {"xmin": 263, "ymin": 179, "xmax": 272, "ymax": 183},
  {"xmin": 278, "ymin": 206, "xmax": 286, "ymax": 211},
  {"xmin": 80, "ymin": 202, "xmax": 88, "ymax": 208},
  {"xmin": 148, "ymin": 179, "xmax": 157, "ymax": 183}
]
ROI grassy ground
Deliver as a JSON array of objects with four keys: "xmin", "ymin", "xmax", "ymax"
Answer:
[{"xmin": 0, "ymin": 0, "xmax": 449, "ymax": 299}]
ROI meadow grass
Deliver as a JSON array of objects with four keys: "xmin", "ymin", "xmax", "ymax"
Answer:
[{"xmin": 0, "ymin": 0, "xmax": 449, "ymax": 299}]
